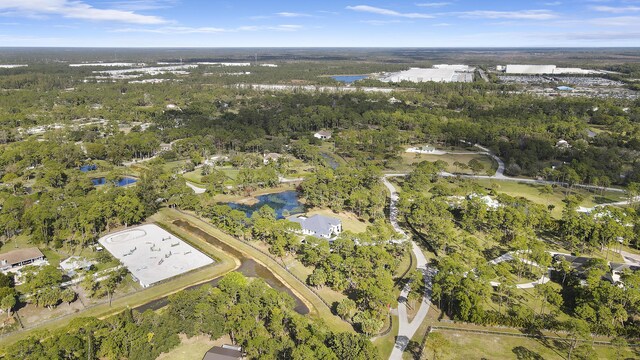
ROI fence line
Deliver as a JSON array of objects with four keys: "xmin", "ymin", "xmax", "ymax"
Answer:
[{"xmin": 431, "ymin": 325, "xmax": 640, "ymax": 347}]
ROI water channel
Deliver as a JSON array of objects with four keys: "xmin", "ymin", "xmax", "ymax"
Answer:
[{"xmin": 133, "ymin": 219, "xmax": 310, "ymax": 315}]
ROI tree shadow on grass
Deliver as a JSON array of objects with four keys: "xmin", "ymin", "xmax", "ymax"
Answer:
[{"xmin": 513, "ymin": 346, "xmax": 544, "ymax": 360}]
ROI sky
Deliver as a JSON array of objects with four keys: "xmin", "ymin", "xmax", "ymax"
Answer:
[{"xmin": 0, "ymin": 0, "xmax": 639, "ymax": 47}]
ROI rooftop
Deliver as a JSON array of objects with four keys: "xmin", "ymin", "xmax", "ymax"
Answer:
[
  {"xmin": 0, "ymin": 248, "xmax": 45, "ymax": 266},
  {"xmin": 202, "ymin": 346, "xmax": 243, "ymax": 360},
  {"xmin": 288, "ymin": 214, "xmax": 341, "ymax": 238}
]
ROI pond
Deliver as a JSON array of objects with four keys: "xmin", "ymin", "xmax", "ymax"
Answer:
[
  {"xmin": 133, "ymin": 220, "xmax": 309, "ymax": 315},
  {"xmin": 79, "ymin": 164, "xmax": 97, "ymax": 172},
  {"xmin": 91, "ymin": 177, "xmax": 138, "ymax": 187},
  {"xmin": 331, "ymin": 75, "xmax": 368, "ymax": 84},
  {"xmin": 227, "ymin": 190, "xmax": 304, "ymax": 219}
]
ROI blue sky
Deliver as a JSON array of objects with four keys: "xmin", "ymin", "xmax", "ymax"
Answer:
[{"xmin": 0, "ymin": 0, "xmax": 639, "ymax": 47}]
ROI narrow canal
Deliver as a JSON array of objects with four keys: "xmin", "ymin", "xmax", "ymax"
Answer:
[{"xmin": 133, "ymin": 220, "xmax": 310, "ymax": 315}]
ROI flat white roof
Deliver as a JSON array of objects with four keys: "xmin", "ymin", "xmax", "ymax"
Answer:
[
  {"xmin": 382, "ymin": 68, "xmax": 456, "ymax": 83},
  {"xmin": 505, "ymin": 65, "xmax": 557, "ymax": 74},
  {"xmin": 98, "ymin": 224, "xmax": 213, "ymax": 287}
]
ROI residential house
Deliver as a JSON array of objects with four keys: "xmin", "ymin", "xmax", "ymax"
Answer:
[
  {"xmin": 202, "ymin": 345, "xmax": 243, "ymax": 360},
  {"xmin": 0, "ymin": 248, "xmax": 45, "ymax": 272},
  {"xmin": 287, "ymin": 214, "xmax": 342, "ymax": 240},
  {"xmin": 314, "ymin": 130, "xmax": 332, "ymax": 140},
  {"xmin": 263, "ymin": 152, "xmax": 283, "ymax": 165}
]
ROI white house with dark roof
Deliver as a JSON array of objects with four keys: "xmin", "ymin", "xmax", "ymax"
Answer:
[
  {"xmin": 287, "ymin": 214, "xmax": 342, "ymax": 240},
  {"xmin": 314, "ymin": 130, "xmax": 332, "ymax": 140}
]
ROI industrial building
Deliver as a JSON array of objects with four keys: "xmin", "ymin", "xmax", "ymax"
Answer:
[
  {"xmin": 502, "ymin": 64, "xmax": 603, "ymax": 75},
  {"xmin": 380, "ymin": 64, "xmax": 475, "ymax": 83}
]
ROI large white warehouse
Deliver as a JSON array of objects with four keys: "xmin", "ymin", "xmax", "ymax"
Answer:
[
  {"xmin": 505, "ymin": 65, "xmax": 557, "ymax": 74},
  {"xmin": 381, "ymin": 64, "xmax": 475, "ymax": 83},
  {"xmin": 503, "ymin": 64, "xmax": 603, "ymax": 75}
]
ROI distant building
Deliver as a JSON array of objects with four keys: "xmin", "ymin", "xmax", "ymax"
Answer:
[
  {"xmin": 505, "ymin": 64, "xmax": 557, "ymax": 74},
  {"xmin": 314, "ymin": 130, "xmax": 332, "ymax": 140},
  {"xmin": 159, "ymin": 143, "xmax": 173, "ymax": 152},
  {"xmin": 556, "ymin": 86, "xmax": 574, "ymax": 91},
  {"xmin": 60, "ymin": 256, "xmax": 95, "ymax": 276},
  {"xmin": 406, "ymin": 145, "xmax": 436, "ymax": 154},
  {"xmin": 556, "ymin": 140, "xmax": 571, "ymax": 149},
  {"xmin": 554, "ymin": 255, "xmax": 593, "ymax": 273},
  {"xmin": 202, "ymin": 345, "xmax": 243, "ymax": 360},
  {"xmin": 288, "ymin": 214, "xmax": 342, "ymax": 240},
  {"xmin": 502, "ymin": 64, "xmax": 603, "ymax": 75},
  {"xmin": 263, "ymin": 152, "xmax": 283, "ymax": 164},
  {"xmin": 609, "ymin": 263, "xmax": 640, "ymax": 283},
  {"xmin": 0, "ymin": 248, "xmax": 45, "ymax": 271}
]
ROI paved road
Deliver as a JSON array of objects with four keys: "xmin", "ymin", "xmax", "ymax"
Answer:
[
  {"xmin": 185, "ymin": 181, "xmax": 206, "ymax": 194},
  {"xmin": 620, "ymin": 250, "xmax": 640, "ymax": 266},
  {"xmin": 384, "ymin": 176, "xmax": 434, "ymax": 360},
  {"xmin": 402, "ymin": 144, "xmax": 627, "ymax": 194}
]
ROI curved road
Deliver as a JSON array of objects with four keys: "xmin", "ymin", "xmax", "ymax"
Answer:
[{"xmin": 384, "ymin": 176, "xmax": 434, "ymax": 360}]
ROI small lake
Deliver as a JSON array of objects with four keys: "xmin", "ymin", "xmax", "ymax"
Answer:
[
  {"xmin": 227, "ymin": 190, "xmax": 304, "ymax": 219},
  {"xmin": 331, "ymin": 75, "xmax": 368, "ymax": 84},
  {"xmin": 80, "ymin": 164, "xmax": 97, "ymax": 172},
  {"xmin": 91, "ymin": 177, "xmax": 138, "ymax": 187}
]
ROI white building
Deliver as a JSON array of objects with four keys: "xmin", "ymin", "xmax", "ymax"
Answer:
[
  {"xmin": 382, "ymin": 68, "xmax": 456, "ymax": 83},
  {"xmin": 287, "ymin": 214, "xmax": 342, "ymax": 240},
  {"xmin": 263, "ymin": 152, "xmax": 283, "ymax": 164},
  {"xmin": 505, "ymin": 65, "xmax": 557, "ymax": 74},
  {"xmin": 314, "ymin": 130, "xmax": 332, "ymax": 140},
  {"xmin": 503, "ymin": 64, "xmax": 603, "ymax": 75},
  {"xmin": 406, "ymin": 145, "xmax": 436, "ymax": 154}
]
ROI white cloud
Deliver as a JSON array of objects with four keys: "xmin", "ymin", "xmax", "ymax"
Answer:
[
  {"xmin": 346, "ymin": 5, "xmax": 434, "ymax": 18},
  {"xmin": 0, "ymin": 0, "xmax": 167, "ymax": 24},
  {"xmin": 360, "ymin": 19, "xmax": 412, "ymax": 25},
  {"xmin": 456, "ymin": 10, "xmax": 557, "ymax": 20},
  {"xmin": 543, "ymin": 1, "xmax": 562, "ymax": 6},
  {"xmin": 107, "ymin": 0, "xmax": 177, "ymax": 11},
  {"xmin": 591, "ymin": 6, "xmax": 640, "ymax": 13},
  {"xmin": 275, "ymin": 12, "xmax": 311, "ymax": 18},
  {"xmin": 114, "ymin": 24, "xmax": 302, "ymax": 34},
  {"xmin": 416, "ymin": 2, "xmax": 451, "ymax": 7}
]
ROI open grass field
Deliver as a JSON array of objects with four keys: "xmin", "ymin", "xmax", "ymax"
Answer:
[
  {"xmin": 305, "ymin": 208, "xmax": 371, "ymax": 234},
  {"xmin": 470, "ymin": 178, "xmax": 626, "ymax": 218},
  {"xmin": 426, "ymin": 330, "xmax": 638, "ymax": 360},
  {"xmin": 397, "ymin": 151, "xmax": 497, "ymax": 175},
  {"xmin": 156, "ymin": 334, "xmax": 222, "ymax": 360}
]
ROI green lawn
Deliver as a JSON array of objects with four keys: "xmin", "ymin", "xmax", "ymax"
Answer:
[
  {"xmin": 156, "ymin": 334, "xmax": 217, "ymax": 360},
  {"xmin": 395, "ymin": 151, "xmax": 497, "ymax": 175},
  {"xmin": 429, "ymin": 330, "xmax": 638, "ymax": 360},
  {"xmin": 305, "ymin": 208, "xmax": 371, "ymax": 234},
  {"xmin": 471, "ymin": 179, "xmax": 625, "ymax": 218},
  {"xmin": 373, "ymin": 313, "xmax": 400, "ymax": 359},
  {"xmin": 182, "ymin": 169, "xmax": 204, "ymax": 184}
]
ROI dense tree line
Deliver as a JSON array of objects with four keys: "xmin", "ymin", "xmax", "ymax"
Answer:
[
  {"xmin": 300, "ymin": 166, "xmax": 386, "ymax": 221},
  {"xmin": 3, "ymin": 273, "xmax": 379, "ymax": 360}
]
